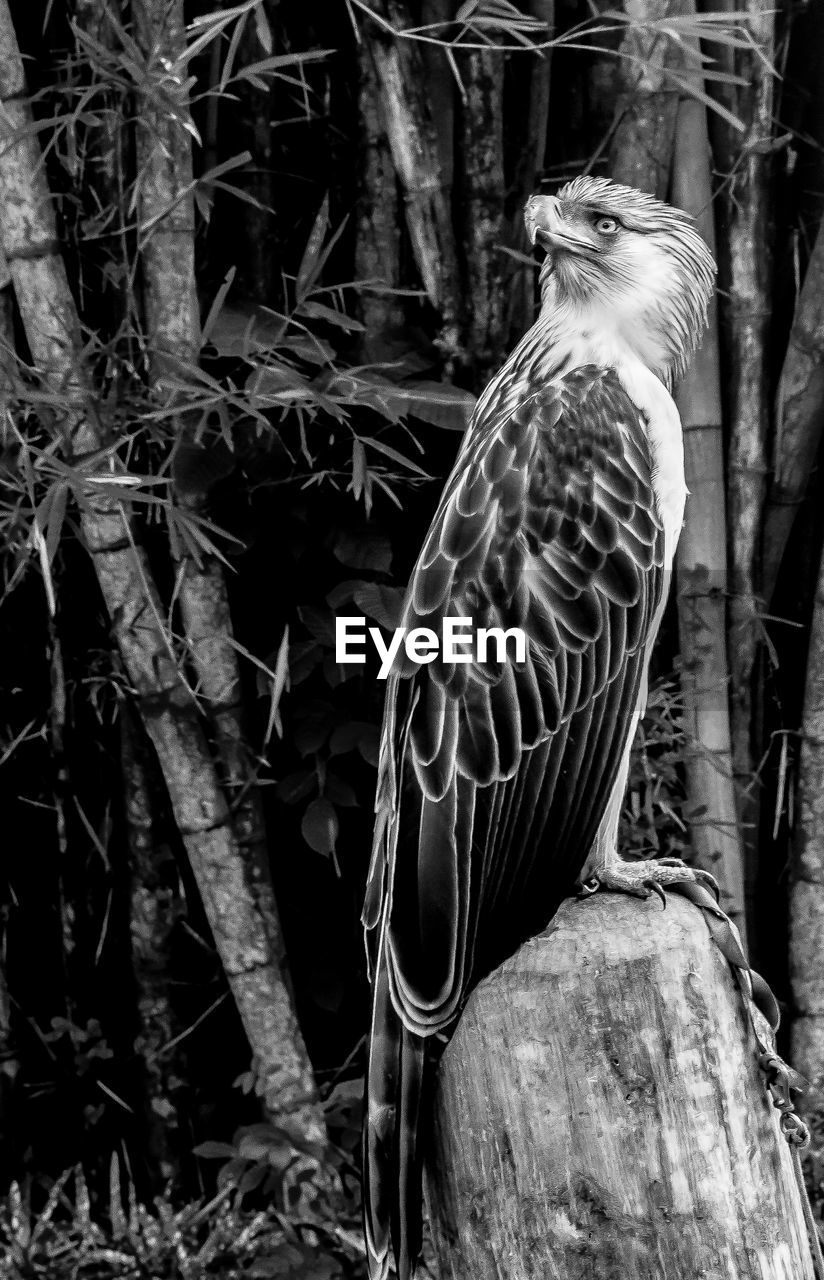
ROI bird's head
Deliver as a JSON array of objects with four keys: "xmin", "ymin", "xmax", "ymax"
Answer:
[{"xmin": 525, "ymin": 175, "xmax": 716, "ymax": 386}]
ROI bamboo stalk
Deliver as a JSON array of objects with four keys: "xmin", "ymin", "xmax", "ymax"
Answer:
[
  {"xmin": 234, "ymin": 12, "xmax": 278, "ymax": 307},
  {"xmin": 610, "ymin": 0, "xmax": 685, "ymax": 199},
  {"xmin": 421, "ymin": 0, "xmax": 455, "ymax": 197},
  {"xmin": 459, "ymin": 45, "xmax": 506, "ymax": 386},
  {"xmin": 74, "ymin": 0, "xmax": 126, "ymax": 333},
  {"xmin": 0, "ymin": 246, "xmax": 13, "ymax": 376},
  {"xmin": 0, "ymin": 0, "xmax": 326, "ymax": 1146},
  {"xmin": 712, "ymin": 0, "xmax": 774, "ymax": 834},
  {"xmin": 762, "ymin": 221, "xmax": 824, "ymax": 604},
  {"xmin": 131, "ymin": 3, "xmax": 307, "ymax": 1118},
  {"xmin": 121, "ymin": 707, "xmax": 186, "ymax": 1183},
  {"xmin": 672, "ymin": 58, "xmax": 747, "ymax": 938},
  {"xmin": 355, "ymin": 44, "xmax": 405, "ymax": 357},
  {"xmin": 366, "ymin": 0, "xmax": 462, "ymax": 364},
  {"xmin": 508, "ymin": 0, "xmax": 553, "ymax": 341},
  {"xmin": 606, "ymin": 0, "xmax": 745, "ymax": 922},
  {"xmin": 0, "ymin": 932, "xmax": 17, "ymax": 1145},
  {"xmin": 790, "ymin": 544, "xmax": 824, "ymax": 1111},
  {"xmin": 132, "ymin": 0, "xmax": 199, "ymax": 370}
]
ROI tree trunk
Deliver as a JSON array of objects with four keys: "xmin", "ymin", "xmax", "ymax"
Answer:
[
  {"xmin": 0, "ymin": 0, "xmax": 326, "ymax": 1147},
  {"xmin": 712, "ymin": 0, "xmax": 774, "ymax": 845},
  {"xmin": 133, "ymin": 0, "xmax": 323, "ymax": 1137},
  {"xmin": 507, "ymin": 0, "xmax": 552, "ymax": 342},
  {"xmin": 459, "ymin": 45, "xmax": 506, "ymax": 387},
  {"xmin": 762, "ymin": 219, "xmax": 824, "ymax": 605},
  {"xmin": 790, "ymin": 543, "xmax": 824, "ymax": 1111},
  {"xmin": 355, "ymin": 44, "xmax": 405, "ymax": 357},
  {"xmin": 427, "ymin": 894, "xmax": 814, "ymax": 1278},
  {"xmin": 420, "ymin": 0, "xmax": 455, "ymax": 196},
  {"xmin": 366, "ymin": 0, "xmax": 462, "ymax": 364},
  {"xmin": 671, "ymin": 24, "xmax": 747, "ymax": 939},
  {"xmin": 121, "ymin": 708, "xmax": 186, "ymax": 1185},
  {"xmin": 609, "ymin": 0, "xmax": 685, "ymax": 199}
]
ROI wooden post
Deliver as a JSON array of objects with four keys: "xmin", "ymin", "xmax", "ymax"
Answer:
[{"xmin": 426, "ymin": 893, "xmax": 815, "ymax": 1279}]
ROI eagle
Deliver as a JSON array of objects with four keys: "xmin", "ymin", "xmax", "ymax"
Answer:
[{"xmin": 361, "ymin": 175, "xmax": 718, "ymax": 1280}]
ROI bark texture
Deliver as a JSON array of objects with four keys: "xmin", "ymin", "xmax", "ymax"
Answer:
[
  {"xmin": 610, "ymin": 0, "xmax": 684, "ymax": 199},
  {"xmin": 427, "ymin": 894, "xmax": 814, "ymax": 1279},
  {"xmin": 716, "ymin": 0, "xmax": 774, "ymax": 821},
  {"xmin": 133, "ymin": 0, "xmax": 199, "ymax": 371},
  {"xmin": 132, "ymin": 0, "xmax": 322, "ymax": 1137},
  {"xmin": 460, "ymin": 46, "xmax": 506, "ymax": 386},
  {"xmin": 763, "ymin": 221, "xmax": 824, "ymax": 604},
  {"xmin": 0, "ymin": 0, "xmax": 326, "ymax": 1145},
  {"xmin": 122, "ymin": 709, "xmax": 186, "ymax": 1182},
  {"xmin": 356, "ymin": 45, "xmax": 405, "ymax": 356},
  {"xmin": 508, "ymin": 0, "xmax": 552, "ymax": 341},
  {"xmin": 420, "ymin": 0, "xmax": 455, "ymax": 195},
  {"xmin": 790, "ymin": 550, "xmax": 824, "ymax": 1110},
  {"xmin": 672, "ymin": 37, "xmax": 746, "ymax": 937},
  {"xmin": 367, "ymin": 0, "xmax": 461, "ymax": 361}
]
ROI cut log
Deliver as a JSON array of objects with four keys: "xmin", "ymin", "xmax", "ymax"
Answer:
[{"xmin": 426, "ymin": 893, "xmax": 814, "ymax": 1279}]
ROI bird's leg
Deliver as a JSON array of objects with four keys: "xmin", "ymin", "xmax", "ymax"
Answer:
[
  {"xmin": 577, "ymin": 762, "xmax": 719, "ymax": 906},
  {"xmin": 579, "ymin": 856, "xmax": 720, "ymax": 907}
]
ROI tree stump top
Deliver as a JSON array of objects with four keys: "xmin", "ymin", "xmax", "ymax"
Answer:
[{"xmin": 427, "ymin": 893, "xmax": 814, "ymax": 1280}]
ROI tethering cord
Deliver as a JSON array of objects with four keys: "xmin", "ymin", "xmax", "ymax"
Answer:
[{"xmin": 670, "ymin": 879, "xmax": 824, "ymax": 1280}]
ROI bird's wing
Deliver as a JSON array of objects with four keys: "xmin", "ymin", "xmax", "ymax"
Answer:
[{"xmin": 363, "ymin": 363, "xmax": 668, "ymax": 1036}]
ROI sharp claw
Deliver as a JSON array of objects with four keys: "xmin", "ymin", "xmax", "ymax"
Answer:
[
  {"xmin": 578, "ymin": 877, "xmax": 600, "ymax": 898},
  {"xmin": 643, "ymin": 879, "xmax": 668, "ymax": 909},
  {"xmin": 696, "ymin": 871, "xmax": 721, "ymax": 902}
]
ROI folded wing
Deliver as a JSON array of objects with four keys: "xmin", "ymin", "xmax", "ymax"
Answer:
[{"xmin": 364, "ymin": 363, "xmax": 667, "ymax": 1032}]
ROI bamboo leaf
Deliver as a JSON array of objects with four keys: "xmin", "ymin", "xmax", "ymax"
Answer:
[
  {"xmin": 200, "ymin": 267, "xmax": 237, "ymax": 348},
  {"xmin": 267, "ymin": 625, "xmax": 290, "ymax": 743},
  {"xmin": 182, "ymin": 2, "xmax": 260, "ymax": 66},
  {"xmin": 297, "ymin": 300, "xmax": 365, "ymax": 332},
  {"xmin": 351, "ymin": 439, "xmax": 367, "ymax": 502},
  {"xmin": 217, "ymin": 6, "xmax": 249, "ymax": 92},
  {"xmin": 228, "ymin": 50, "xmax": 334, "ymax": 80},
  {"xmin": 360, "ymin": 435, "xmax": 431, "ymax": 477},
  {"xmin": 664, "ymin": 67, "xmax": 746, "ymax": 133},
  {"xmin": 296, "ymin": 197, "xmax": 330, "ymax": 301},
  {"xmin": 254, "ymin": 3, "xmax": 273, "ymax": 53}
]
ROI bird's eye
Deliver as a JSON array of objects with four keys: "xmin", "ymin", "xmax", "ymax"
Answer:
[{"xmin": 594, "ymin": 216, "xmax": 619, "ymax": 235}]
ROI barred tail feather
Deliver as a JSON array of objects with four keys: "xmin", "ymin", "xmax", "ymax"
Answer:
[{"xmin": 364, "ymin": 955, "xmax": 427, "ymax": 1280}]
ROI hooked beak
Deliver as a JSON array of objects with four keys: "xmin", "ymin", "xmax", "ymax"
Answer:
[{"xmin": 525, "ymin": 194, "xmax": 592, "ymax": 256}]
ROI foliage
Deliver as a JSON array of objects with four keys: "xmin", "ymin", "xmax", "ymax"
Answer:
[
  {"xmin": 0, "ymin": 0, "xmax": 822, "ymax": 1248},
  {"xmin": 620, "ymin": 677, "xmax": 689, "ymax": 864},
  {"xmin": 0, "ymin": 1161, "xmax": 366, "ymax": 1280}
]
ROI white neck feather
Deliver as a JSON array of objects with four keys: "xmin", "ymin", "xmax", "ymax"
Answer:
[{"xmin": 475, "ymin": 304, "xmax": 688, "ymax": 562}]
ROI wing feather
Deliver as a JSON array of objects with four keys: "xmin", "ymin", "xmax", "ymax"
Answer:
[
  {"xmin": 366, "ymin": 362, "xmax": 668, "ymax": 1053},
  {"xmin": 363, "ymin": 360, "xmax": 677, "ymax": 1280}
]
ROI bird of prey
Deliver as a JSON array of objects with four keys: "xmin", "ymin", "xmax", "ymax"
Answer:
[{"xmin": 361, "ymin": 175, "xmax": 717, "ymax": 1280}]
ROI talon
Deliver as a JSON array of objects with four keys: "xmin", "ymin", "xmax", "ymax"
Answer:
[
  {"xmin": 643, "ymin": 879, "xmax": 667, "ymax": 909},
  {"xmin": 578, "ymin": 877, "xmax": 601, "ymax": 897},
  {"xmin": 695, "ymin": 870, "xmax": 720, "ymax": 902}
]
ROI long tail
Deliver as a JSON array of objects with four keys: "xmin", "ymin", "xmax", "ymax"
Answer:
[{"xmin": 363, "ymin": 955, "xmax": 427, "ymax": 1280}]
